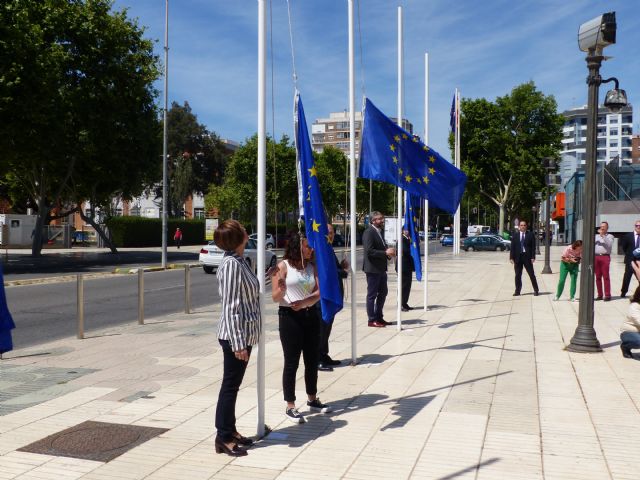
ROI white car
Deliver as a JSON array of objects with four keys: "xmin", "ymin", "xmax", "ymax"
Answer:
[
  {"xmin": 199, "ymin": 238, "xmax": 277, "ymax": 274},
  {"xmin": 249, "ymin": 233, "xmax": 275, "ymax": 249}
]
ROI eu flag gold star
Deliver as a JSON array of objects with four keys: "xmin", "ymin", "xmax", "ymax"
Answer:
[
  {"xmin": 412, "ymin": 136, "xmax": 419, "ymax": 142},
  {"xmin": 417, "ymin": 178, "xmax": 422, "ymax": 184},
  {"xmin": 405, "ymin": 174, "xmax": 412, "ymax": 183},
  {"xmin": 308, "ymin": 166, "xmax": 317, "ymax": 177},
  {"xmin": 306, "ymin": 192, "xmax": 311, "ymax": 202},
  {"xmin": 423, "ymin": 176, "xmax": 429, "ymax": 184},
  {"xmin": 312, "ymin": 220, "xmax": 321, "ymax": 232},
  {"xmin": 413, "ymin": 241, "xmax": 417, "ymax": 248},
  {"xmin": 394, "ymin": 135, "xmax": 401, "ymax": 142},
  {"xmin": 392, "ymin": 156, "xmax": 398, "ymax": 164},
  {"xmin": 423, "ymin": 145, "xmax": 429, "ymax": 152},
  {"xmin": 390, "ymin": 144, "xmax": 396, "ymax": 152},
  {"xmin": 398, "ymin": 168, "xmax": 403, "ymax": 175},
  {"xmin": 413, "ymin": 216, "xmax": 418, "ymax": 223},
  {"xmin": 402, "ymin": 133, "xmax": 408, "ymax": 140},
  {"xmin": 325, "ymin": 234, "xmax": 331, "ymax": 244},
  {"xmin": 429, "ymin": 155, "xmax": 436, "ymax": 163},
  {"xmin": 429, "ymin": 167, "xmax": 436, "ymax": 175}
]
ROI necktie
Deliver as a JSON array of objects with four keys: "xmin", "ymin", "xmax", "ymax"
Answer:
[
  {"xmin": 636, "ymin": 234, "xmax": 639, "ymax": 249},
  {"xmin": 521, "ymin": 233, "xmax": 525, "ymax": 253}
]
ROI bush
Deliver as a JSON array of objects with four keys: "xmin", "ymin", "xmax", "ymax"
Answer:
[{"xmin": 105, "ymin": 216, "xmax": 205, "ymax": 247}]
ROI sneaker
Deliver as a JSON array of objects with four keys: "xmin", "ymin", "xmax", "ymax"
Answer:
[
  {"xmin": 552, "ymin": 296, "xmax": 559, "ymax": 301},
  {"xmin": 571, "ymin": 298, "xmax": 579, "ymax": 303},
  {"xmin": 307, "ymin": 397, "xmax": 332, "ymax": 413},
  {"xmin": 285, "ymin": 407, "xmax": 305, "ymax": 424}
]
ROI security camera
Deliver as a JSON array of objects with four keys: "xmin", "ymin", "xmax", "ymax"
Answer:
[{"xmin": 578, "ymin": 12, "xmax": 616, "ymax": 53}]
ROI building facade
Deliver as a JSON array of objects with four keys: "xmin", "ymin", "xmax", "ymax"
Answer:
[
  {"xmin": 311, "ymin": 110, "xmax": 413, "ymax": 159},
  {"xmin": 559, "ymin": 104, "xmax": 633, "ymax": 186}
]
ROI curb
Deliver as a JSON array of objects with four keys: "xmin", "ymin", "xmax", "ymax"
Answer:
[{"xmin": 112, "ymin": 263, "xmax": 200, "ymax": 275}]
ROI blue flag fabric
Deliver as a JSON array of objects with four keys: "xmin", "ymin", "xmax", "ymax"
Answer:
[
  {"xmin": 404, "ymin": 193, "xmax": 423, "ymax": 281},
  {"xmin": 0, "ymin": 262, "xmax": 15, "ymax": 354},
  {"xmin": 295, "ymin": 94, "xmax": 343, "ymax": 323},
  {"xmin": 359, "ymin": 98, "xmax": 467, "ymax": 214},
  {"xmin": 450, "ymin": 94, "xmax": 456, "ymax": 133}
]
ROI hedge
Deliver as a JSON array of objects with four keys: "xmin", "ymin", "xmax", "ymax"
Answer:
[{"xmin": 105, "ymin": 216, "xmax": 205, "ymax": 248}]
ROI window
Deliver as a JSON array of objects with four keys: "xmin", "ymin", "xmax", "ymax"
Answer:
[
  {"xmin": 609, "ymin": 117, "xmax": 618, "ymax": 124},
  {"xmin": 194, "ymin": 208, "xmax": 205, "ymax": 219},
  {"xmin": 610, "ymin": 141, "xmax": 618, "ymax": 147},
  {"xmin": 610, "ymin": 129, "xmax": 618, "ymax": 136},
  {"xmin": 623, "ymin": 115, "xmax": 633, "ymax": 123},
  {"xmin": 580, "ymin": 118, "xmax": 587, "ymax": 125}
]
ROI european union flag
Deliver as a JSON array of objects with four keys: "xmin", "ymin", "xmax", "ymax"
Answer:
[
  {"xmin": 359, "ymin": 98, "xmax": 467, "ymax": 214},
  {"xmin": 295, "ymin": 93, "xmax": 343, "ymax": 323},
  {"xmin": 404, "ymin": 193, "xmax": 423, "ymax": 281}
]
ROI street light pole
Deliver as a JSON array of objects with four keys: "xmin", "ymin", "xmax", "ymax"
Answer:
[
  {"xmin": 161, "ymin": 0, "xmax": 169, "ymax": 269},
  {"xmin": 568, "ymin": 49, "xmax": 603, "ymax": 352},
  {"xmin": 542, "ymin": 180, "xmax": 552, "ymax": 274}
]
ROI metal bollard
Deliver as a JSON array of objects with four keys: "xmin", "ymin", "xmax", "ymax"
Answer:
[
  {"xmin": 77, "ymin": 274, "xmax": 84, "ymax": 339},
  {"xmin": 184, "ymin": 264, "xmax": 191, "ymax": 314},
  {"xmin": 138, "ymin": 268, "xmax": 144, "ymax": 325}
]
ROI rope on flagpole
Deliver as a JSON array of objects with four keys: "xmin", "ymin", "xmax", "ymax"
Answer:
[
  {"xmin": 269, "ymin": 0, "xmax": 279, "ymax": 242},
  {"xmin": 285, "ymin": 0, "xmax": 298, "ymax": 88}
]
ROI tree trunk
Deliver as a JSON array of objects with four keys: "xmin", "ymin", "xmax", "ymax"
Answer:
[
  {"xmin": 79, "ymin": 210, "xmax": 118, "ymax": 253},
  {"xmin": 498, "ymin": 205, "xmax": 506, "ymax": 236},
  {"xmin": 31, "ymin": 196, "xmax": 49, "ymax": 257}
]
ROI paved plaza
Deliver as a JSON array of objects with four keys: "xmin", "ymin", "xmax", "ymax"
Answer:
[{"xmin": 1, "ymin": 246, "xmax": 639, "ymax": 480}]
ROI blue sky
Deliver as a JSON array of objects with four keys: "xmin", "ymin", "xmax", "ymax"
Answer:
[{"xmin": 113, "ymin": 0, "xmax": 639, "ymax": 157}]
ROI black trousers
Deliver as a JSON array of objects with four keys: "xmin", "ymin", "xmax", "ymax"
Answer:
[
  {"xmin": 401, "ymin": 272, "xmax": 412, "ymax": 307},
  {"xmin": 215, "ymin": 339, "xmax": 251, "ymax": 442},
  {"xmin": 514, "ymin": 259, "xmax": 539, "ymax": 293},
  {"xmin": 621, "ymin": 261, "xmax": 637, "ymax": 296},
  {"xmin": 318, "ymin": 318, "xmax": 333, "ymax": 362},
  {"xmin": 279, "ymin": 306, "xmax": 320, "ymax": 402},
  {"xmin": 365, "ymin": 272, "xmax": 388, "ymax": 321}
]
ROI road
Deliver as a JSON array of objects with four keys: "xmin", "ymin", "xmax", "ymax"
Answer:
[{"xmin": 6, "ymin": 241, "xmax": 451, "ymax": 349}]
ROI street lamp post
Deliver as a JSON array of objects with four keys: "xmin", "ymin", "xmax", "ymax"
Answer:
[
  {"xmin": 534, "ymin": 191, "xmax": 542, "ymax": 254},
  {"xmin": 569, "ymin": 11, "xmax": 627, "ymax": 353},
  {"xmin": 541, "ymin": 159, "xmax": 555, "ymax": 274}
]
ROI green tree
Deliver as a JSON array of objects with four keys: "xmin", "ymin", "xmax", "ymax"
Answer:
[
  {"xmin": 456, "ymin": 82, "xmax": 563, "ymax": 234},
  {"xmin": 0, "ymin": 0, "xmax": 161, "ymax": 255},
  {"xmin": 163, "ymin": 101, "xmax": 227, "ymax": 217}
]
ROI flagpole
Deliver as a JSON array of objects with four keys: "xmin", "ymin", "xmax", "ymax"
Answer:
[
  {"xmin": 453, "ymin": 88, "xmax": 461, "ymax": 255},
  {"xmin": 396, "ymin": 6, "xmax": 403, "ymax": 331},
  {"xmin": 423, "ymin": 52, "xmax": 429, "ymax": 312},
  {"xmin": 161, "ymin": 0, "xmax": 168, "ymax": 269},
  {"xmin": 347, "ymin": 0, "xmax": 357, "ymax": 365},
  {"xmin": 256, "ymin": 0, "xmax": 266, "ymax": 438}
]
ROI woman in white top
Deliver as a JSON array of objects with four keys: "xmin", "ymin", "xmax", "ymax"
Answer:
[
  {"xmin": 214, "ymin": 220, "xmax": 261, "ymax": 456},
  {"xmin": 621, "ymin": 262, "xmax": 640, "ymax": 359},
  {"xmin": 272, "ymin": 232, "xmax": 332, "ymax": 423}
]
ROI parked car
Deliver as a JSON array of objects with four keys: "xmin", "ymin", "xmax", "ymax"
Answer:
[
  {"xmin": 462, "ymin": 235, "xmax": 507, "ymax": 251},
  {"xmin": 441, "ymin": 234, "xmax": 453, "ymax": 246},
  {"xmin": 479, "ymin": 234, "xmax": 511, "ymax": 250},
  {"xmin": 419, "ymin": 231, "xmax": 438, "ymax": 240},
  {"xmin": 249, "ymin": 233, "xmax": 275, "ymax": 249},
  {"xmin": 199, "ymin": 238, "xmax": 277, "ymax": 274}
]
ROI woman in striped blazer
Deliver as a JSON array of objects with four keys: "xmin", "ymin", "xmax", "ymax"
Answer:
[{"xmin": 214, "ymin": 220, "xmax": 261, "ymax": 457}]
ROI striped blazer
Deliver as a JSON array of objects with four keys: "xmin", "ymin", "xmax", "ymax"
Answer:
[{"xmin": 217, "ymin": 252, "xmax": 261, "ymax": 351}]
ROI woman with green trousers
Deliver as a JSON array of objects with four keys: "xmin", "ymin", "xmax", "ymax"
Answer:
[{"xmin": 554, "ymin": 240, "xmax": 583, "ymax": 302}]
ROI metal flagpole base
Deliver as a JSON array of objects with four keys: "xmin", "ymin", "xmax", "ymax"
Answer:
[
  {"xmin": 541, "ymin": 265, "xmax": 552, "ymax": 274},
  {"xmin": 567, "ymin": 325, "xmax": 602, "ymax": 352}
]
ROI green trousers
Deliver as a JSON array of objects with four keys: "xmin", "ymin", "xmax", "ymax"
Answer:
[{"xmin": 556, "ymin": 261, "xmax": 579, "ymax": 299}]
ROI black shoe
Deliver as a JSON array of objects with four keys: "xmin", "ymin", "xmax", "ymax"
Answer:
[
  {"xmin": 621, "ymin": 293, "xmax": 627, "ymax": 298},
  {"xmin": 621, "ymin": 345, "xmax": 634, "ymax": 359},
  {"xmin": 513, "ymin": 292, "xmax": 521, "ymax": 296},
  {"xmin": 533, "ymin": 291, "xmax": 539, "ymax": 296},
  {"xmin": 604, "ymin": 297, "xmax": 612, "ymax": 302},
  {"xmin": 324, "ymin": 357, "xmax": 341, "ymax": 366},
  {"xmin": 215, "ymin": 438, "xmax": 247, "ymax": 457},
  {"xmin": 402, "ymin": 305, "xmax": 412, "ymax": 310},
  {"xmin": 401, "ymin": 306, "xmax": 410, "ymax": 312},
  {"xmin": 380, "ymin": 319, "xmax": 392, "ymax": 325},
  {"xmin": 318, "ymin": 363, "xmax": 334, "ymax": 372},
  {"xmin": 232, "ymin": 432, "xmax": 254, "ymax": 446}
]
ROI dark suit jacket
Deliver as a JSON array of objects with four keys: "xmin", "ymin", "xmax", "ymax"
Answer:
[
  {"xmin": 509, "ymin": 230, "xmax": 536, "ymax": 262},
  {"xmin": 362, "ymin": 226, "xmax": 388, "ymax": 273},
  {"xmin": 334, "ymin": 253, "xmax": 348, "ymax": 298},
  {"xmin": 395, "ymin": 235, "xmax": 414, "ymax": 274},
  {"xmin": 620, "ymin": 232, "xmax": 637, "ymax": 263}
]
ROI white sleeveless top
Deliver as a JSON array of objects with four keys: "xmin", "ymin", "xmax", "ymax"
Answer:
[{"xmin": 279, "ymin": 260, "xmax": 316, "ymax": 306}]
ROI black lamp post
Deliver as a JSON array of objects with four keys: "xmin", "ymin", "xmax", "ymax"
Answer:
[
  {"xmin": 534, "ymin": 191, "xmax": 542, "ymax": 254},
  {"xmin": 568, "ymin": 11, "xmax": 627, "ymax": 353},
  {"xmin": 541, "ymin": 159, "xmax": 556, "ymax": 274}
]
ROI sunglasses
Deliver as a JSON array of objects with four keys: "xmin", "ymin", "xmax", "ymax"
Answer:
[{"xmin": 635, "ymin": 225, "xmax": 640, "ymax": 228}]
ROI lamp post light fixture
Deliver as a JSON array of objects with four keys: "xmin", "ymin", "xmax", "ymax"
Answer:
[{"xmin": 569, "ymin": 11, "xmax": 627, "ymax": 353}]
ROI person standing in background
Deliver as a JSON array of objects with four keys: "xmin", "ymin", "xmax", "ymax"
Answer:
[
  {"xmin": 395, "ymin": 228, "xmax": 415, "ymax": 311},
  {"xmin": 509, "ymin": 220, "xmax": 539, "ymax": 296},
  {"xmin": 317, "ymin": 224, "xmax": 348, "ymax": 372},
  {"xmin": 619, "ymin": 220, "xmax": 640, "ymax": 298},
  {"xmin": 594, "ymin": 221, "xmax": 614, "ymax": 301},
  {"xmin": 362, "ymin": 211, "xmax": 396, "ymax": 327},
  {"xmin": 174, "ymin": 227, "xmax": 183, "ymax": 249}
]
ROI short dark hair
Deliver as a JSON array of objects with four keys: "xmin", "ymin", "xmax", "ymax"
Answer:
[
  {"xmin": 571, "ymin": 240, "xmax": 583, "ymax": 249},
  {"xmin": 600, "ymin": 221, "xmax": 608, "ymax": 227},
  {"xmin": 214, "ymin": 220, "xmax": 246, "ymax": 251}
]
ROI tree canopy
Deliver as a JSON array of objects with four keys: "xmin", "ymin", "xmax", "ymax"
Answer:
[
  {"xmin": 456, "ymin": 82, "xmax": 564, "ymax": 233},
  {"xmin": 0, "ymin": 0, "xmax": 161, "ymax": 254}
]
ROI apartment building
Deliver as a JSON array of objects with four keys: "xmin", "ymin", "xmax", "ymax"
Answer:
[
  {"xmin": 311, "ymin": 110, "xmax": 413, "ymax": 159},
  {"xmin": 559, "ymin": 104, "xmax": 633, "ymax": 185}
]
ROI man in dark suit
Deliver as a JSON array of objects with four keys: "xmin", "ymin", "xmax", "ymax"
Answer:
[
  {"xmin": 395, "ymin": 228, "xmax": 414, "ymax": 311},
  {"xmin": 619, "ymin": 220, "xmax": 640, "ymax": 298},
  {"xmin": 362, "ymin": 211, "xmax": 396, "ymax": 327},
  {"xmin": 509, "ymin": 220, "xmax": 539, "ymax": 296}
]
